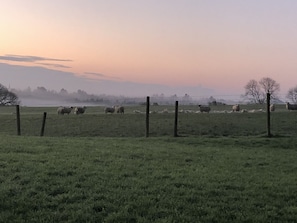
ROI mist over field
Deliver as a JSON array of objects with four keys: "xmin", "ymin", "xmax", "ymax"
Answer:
[
  {"xmin": 0, "ymin": 63, "xmax": 242, "ymax": 105},
  {"xmin": 1, "ymin": 62, "xmax": 244, "ymax": 106}
]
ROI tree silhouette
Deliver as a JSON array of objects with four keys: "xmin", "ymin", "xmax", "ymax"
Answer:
[
  {"xmin": 243, "ymin": 77, "xmax": 280, "ymax": 104},
  {"xmin": 286, "ymin": 86, "xmax": 297, "ymax": 103},
  {"xmin": 0, "ymin": 83, "xmax": 19, "ymax": 105},
  {"xmin": 258, "ymin": 77, "xmax": 280, "ymax": 100}
]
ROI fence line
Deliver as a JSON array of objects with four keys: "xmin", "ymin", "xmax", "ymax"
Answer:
[{"xmin": 1, "ymin": 97, "xmax": 296, "ymax": 137}]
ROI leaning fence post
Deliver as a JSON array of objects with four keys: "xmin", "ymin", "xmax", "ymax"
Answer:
[
  {"xmin": 267, "ymin": 92, "xmax": 271, "ymax": 137},
  {"xmin": 16, "ymin": 105, "xmax": 21, "ymax": 136},
  {"xmin": 40, "ymin": 112, "xmax": 47, "ymax": 136},
  {"xmin": 146, "ymin": 96, "xmax": 150, "ymax": 137},
  {"xmin": 174, "ymin": 101, "xmax": 179, "ymax": 137}
]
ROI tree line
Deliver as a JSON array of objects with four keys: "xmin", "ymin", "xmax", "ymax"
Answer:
[
  {"xmin": 242, "ymin": 77, "xmax": 297, "ymax": 104},
  {"xmin": 1, "ymin": 78, "xmax": 297, "ymax": 106}
]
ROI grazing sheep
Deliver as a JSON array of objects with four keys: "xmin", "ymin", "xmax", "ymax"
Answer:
[
  {"xmin": 160, "ymin": 108, "xmax": 169, "ymax": 114},
  {"xmin": 57, "ymin": 106, "xmax": 73, "ymax": 115},
  {"xmin": 269, "ymin": 104, "xmax": 275, "ymax": 112},
  {"xmin": 286, "ymin": 102, "xmax": 297, "ymax": 111},
  {"xmin": 104, "ymin": 106, "xmax": 115, "ymax": 114},
  {"xmin": 198, "ymin": 105, "xmax": 211, "ymax": 113},
  {"xmin": 115, "ymin": 106, "xmax": 124, "ymax": 114},
  {"xmin": 74, "ymin": 106, "xmax": 87, "ymax": 114},
  {"xmin": 232, "ymin": 104, "xmax": 240, "ymax": 112}
]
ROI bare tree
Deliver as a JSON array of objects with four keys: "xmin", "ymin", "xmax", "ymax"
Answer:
[
  {"xmin": 243, "ymin": 79, "xmax": 264, "ymax": 104},
  {"xmin": 258, "ymin": 77, "xmax": 280, "ymax": 100},
  {"xmin": 0, "ymin": 84, "xmax": 19, "ymax": 105},
  {"xmin": 243, "ymin": 77, "xmax": 280, "ymax": 104},
  {"xmin": 286, "ymin": 86, "xmax": 297, "ymax": 103}
]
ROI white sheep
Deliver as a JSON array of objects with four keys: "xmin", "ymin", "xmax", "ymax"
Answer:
[
  {"xmin": 74, "ymin": 106, "xmax": 87, "ymax": 114},
  {"xmin": 232, "ymin": 104, "xmax": 240, "ymax": 112},
  {"xmin": 104, "ymin": 106, "xmax": 115, "ymax": 114},
  {"xmin": 115, "ymin": 106, "xmax": 124, "ymax": 114},
  {"xmin": 198, "ymin": 105, "xmax": 211, "ymax": 113},
  {"xmin": 286, "ymin": 102, "xmax": 297, "ymax": 111},
  {"xmin": 57, "ymin": 106, "xmax": 73, "ymax": 115},
  {"xmin": 269, "ymin": 104, "xmax": 275, "ymax": 112}
]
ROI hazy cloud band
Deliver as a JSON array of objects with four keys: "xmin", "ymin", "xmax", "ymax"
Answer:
[{"xmin": 0, "ymin": 54, "xmax": 72, "ymax": 63}]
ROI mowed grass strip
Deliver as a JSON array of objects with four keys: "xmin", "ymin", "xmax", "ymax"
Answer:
[{"xmin": 0, "ymin": 135, "xmax": 297, "ymax": 222}]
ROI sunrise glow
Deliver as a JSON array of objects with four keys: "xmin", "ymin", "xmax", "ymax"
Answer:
[{"xmin": 1, "ymin": 0, "xmax": 297, "ymax": 99}]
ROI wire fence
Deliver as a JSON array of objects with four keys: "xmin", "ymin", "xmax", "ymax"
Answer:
[{"xmin": 0, "ymin": 95, "xmax": 296, "ymax": 138}]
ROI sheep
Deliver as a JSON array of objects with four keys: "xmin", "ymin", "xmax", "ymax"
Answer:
[
  {"xmin": 198, "ymin": 105, "xmax": 211, "ymax": 113},
  {"xmin": 57, "ymin": 106, "xmax": 73, "ymax": 115},
  {"xmin": 104, "ymin": 106, "xmax": 115, "ymax": 114},
  {"xmin": 74, "ymin": 106, "xmax": 87, "ymax": 114},
  {"xmin": 286, "ymin": 102, "xmax": 297, "ymax": 111},
  {"xmin": 160, "ymin": 108, "xmax": 169, "ymax": 114},
  {"xmin": 232, "ymin": 104, "xmax": 240, "ymax": 112},
  {"xmin": 115, "ymin": 106, "xmax": 124, "ymax": 114},
  {"xmin": 269, "ymin": 104, "xmax": 275, "ymax": 112}
]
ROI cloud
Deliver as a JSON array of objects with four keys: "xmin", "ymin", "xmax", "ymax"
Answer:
[
  {"xmin": 0, "ymin": 54, "xmax": 72, "ymax": 63},
  {"xmin": 84, "ymin": 72, "xmax": 121, "ymax": 80},
  {"xmin": 37, "ymin": 63, "xmax": 71, "ymax": 69}
]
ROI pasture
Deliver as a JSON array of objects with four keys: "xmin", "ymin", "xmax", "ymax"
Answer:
[
  {"xmin": 1, "ymin": 104, "xmax": 297, "ymax": 222},
  {"xmin": 0, "ymin": 103, "xmax": 296, "ymax": 137},
  {"xmin": 1, "ymin": 135, "xmax": 297, "ymax": 222}
]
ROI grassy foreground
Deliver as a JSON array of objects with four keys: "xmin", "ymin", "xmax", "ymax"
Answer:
[{"xmin": 1, "ymin": 135, "xmax": 297, "ymax": 222}]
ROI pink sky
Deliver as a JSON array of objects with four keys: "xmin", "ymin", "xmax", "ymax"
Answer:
[{"xmin": 1, "ymin": 0, "xmax": 297, "ymax": 99}]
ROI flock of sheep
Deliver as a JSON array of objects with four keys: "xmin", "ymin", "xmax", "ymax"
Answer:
[
  {"xmin": 57, "ymin": 105, "xmax": 124, "ymax": 115},
  {"xmin": 197, "ymin": 102, "xmax": 297, "ymax": 113},
  {"xmin": 197, "ymin": 103, "xmax": 276, "ymax": 113},
  {"xmin": 57, "ymin": 102, "xmax": 297, "ymax": 115},
  {"xmin": 144, "ymin": 103, "xmax": 296, "ymax": 114},
  {"xmin": 57, "ymin": 106, "xmax": 87, "ymax": 115}
]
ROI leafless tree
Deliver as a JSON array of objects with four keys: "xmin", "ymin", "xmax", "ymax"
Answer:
[
  {"xmin": 0, "ymin": 84, "xmax": 19, "ymax": 105},
  {"xmin": 258, "ymin": 77, "xmax": 280, "ymax": 100},
  {"xmin": 243, "ymin": 79, "xmax": 264, "ymax": 104},
  {"xmin": 286, "ymin": 86, "xmax": 297, "ymax": 103},
  {"xmin": 243, "ymin": 77, "xmax": 280, "ymax": 104}
]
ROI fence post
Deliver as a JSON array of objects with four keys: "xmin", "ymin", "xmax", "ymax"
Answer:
[
  {"xmin": 267, "ymin": 92, "xmax": 271, "ymax": 137},
  {"xmin": 146, "ymin": 96, "xmax": 150, "ymax": 137},
  {"xmin": 16, "ymin": 105, "xmax": 21, "ymax": 136},
  {"xmin": 40, "ymin": 112, "xmax": 47, "ymax": 136},
  {"xmin": 174, "ymin": 101, "xmax": 179, "ymax": 137}
]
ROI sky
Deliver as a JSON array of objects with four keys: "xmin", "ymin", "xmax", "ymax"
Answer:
[{"xmin": 1, "ymin": 0, "xmax": 297, "ymax": 100}]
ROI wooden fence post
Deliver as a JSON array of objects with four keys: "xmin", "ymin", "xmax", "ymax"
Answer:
[
  {"xmin": 174, "ymin": 101, "xmax": 179, "ymax": 137},
  {"xmin": 146, "ymin": 96, "xmax": 150, "ymax": 137},
  {"xmin": 40, "ymin": 112, "xmax": 47, "ymax": 136},
  {"xmin": 16, "ymin": 105, "xmax": 21, "ymax": 136},
  {"xmin": 267, "ymin": 92, "xmax": 271, "ymax": 137}
]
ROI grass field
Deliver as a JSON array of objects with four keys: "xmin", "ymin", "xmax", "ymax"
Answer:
[
  {"xmin": 1, "ymin": 105, "xmax": 297, "ymax": 222},
  {"xmin": 1, "ymin": 135, "xmax": 297, "ymax": 222},
  {"xmin": 0, "ymin": 104, "xmax": 296, "ymax": 137}
]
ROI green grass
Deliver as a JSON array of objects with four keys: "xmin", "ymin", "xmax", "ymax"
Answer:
[
  {"xmin": 1, "ymin": 135, "xmax": 297, "ymax": 222},
  {"xmin": 1, "ymin": 105, "xmax": 297, "ymax": 222},
  {"xmin": 0, "ymin": 104, "xmax": 297, "ymax": 137}
]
